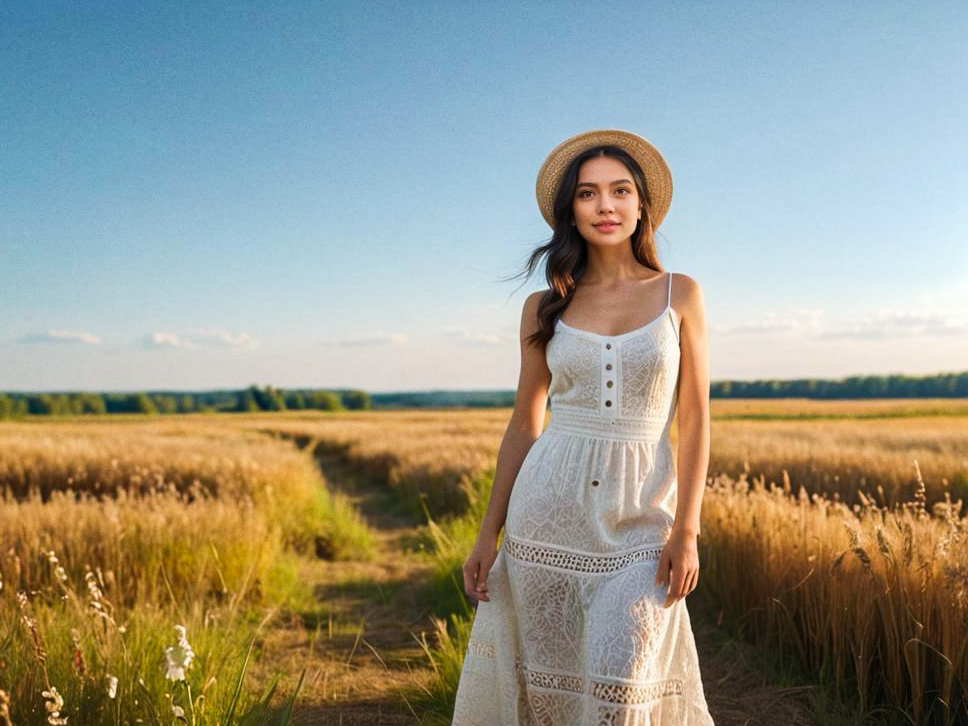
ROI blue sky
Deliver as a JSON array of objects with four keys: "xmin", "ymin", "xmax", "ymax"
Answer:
[{"xmin": 2, "ymin": 0, "xmax": 966, "ymax": 393}]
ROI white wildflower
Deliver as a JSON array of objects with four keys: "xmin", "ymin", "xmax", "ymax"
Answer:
[
  {"xmin": 106, "ymin": 674, "xmax": 118, "ymax": 699},
  {"xmin": 41, "ymin": 685, "xmax": 68, "ymax": 724},
  {"xmin": 172, "ymin": 704, "xmax": 185, "ymax": 718},
  {"xmin": 85, "ymin": 571, "xmax": 103, "ymax": 601},
  {"xmin": 44, "ymin": 550, "xmax": 68, "ymax": 586},
  {"xmin": 164, "ymin": 624, "xmax": 195, "ymax": 681}
]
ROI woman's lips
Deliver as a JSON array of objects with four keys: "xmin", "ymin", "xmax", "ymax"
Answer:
[{"xmin": 594, "ymin": 223, "xmax": 619, "ymax": 232}]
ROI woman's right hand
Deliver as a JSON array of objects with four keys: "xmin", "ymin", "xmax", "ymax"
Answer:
[{"xmin": 462, "ymin": 532, "xmax": 500, "ymax": 602}]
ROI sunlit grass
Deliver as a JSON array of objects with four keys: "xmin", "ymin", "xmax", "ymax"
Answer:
[{"xmin": 0, "ymin": 417, "xmax": 371, "ymax": 724}]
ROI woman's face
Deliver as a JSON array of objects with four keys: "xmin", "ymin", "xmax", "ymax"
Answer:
[{"xmin": 572, "ymin": 155, "xmax": 642, "ymax": 246}]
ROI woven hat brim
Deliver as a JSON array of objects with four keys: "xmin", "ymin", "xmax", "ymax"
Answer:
[{"xmin": 535, "ymin": 128, "xmax": 673, "ymax": 231}]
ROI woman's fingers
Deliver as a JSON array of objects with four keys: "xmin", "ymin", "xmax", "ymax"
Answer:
[
  {"xmin": 654, "ymin": 550, "xmax": 669, "ymax": 587},
  {"xmin": 672, "ymin": 567, "xmax": 699, "ymax": 601},
  {"xmin": 462, "ymin": 557, "xmax": 492, "ymax": 602},
  {"xmin": 685, "ymin": 568, "xmax": 699, "ymax": 596},
  {"xmin": 462, "ymin": 560, "xmax": 481, "ymax": 601}
]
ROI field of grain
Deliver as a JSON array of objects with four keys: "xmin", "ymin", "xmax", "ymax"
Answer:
[{"xmin": 1, "ymin": 400, "xmax": 966, "ymax": 725}]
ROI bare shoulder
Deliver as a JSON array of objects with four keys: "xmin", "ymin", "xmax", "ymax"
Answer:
[
  {"xmin": 669, "ymin": 272, "xmax": 706, "ymax": 320},
  {"xmin": 521, "ymin": 289, "xmax": 551, "ymax": 336}
]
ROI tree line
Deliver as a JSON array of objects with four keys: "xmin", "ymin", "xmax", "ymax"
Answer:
[
  {"xmin": 2, "ymin": 370, "xmax": 965, "ymax": 419},
  {"xmin": 710, "ymin": 371, "xmax": 968, "ymax": 399},
  {"xmin": 0, "ymin": 385, "xmax": 371, "ymax": 419}
]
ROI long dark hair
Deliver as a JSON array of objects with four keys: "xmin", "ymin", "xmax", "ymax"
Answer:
[{"xmin": 508, "ymin": 145, "xmax": 666, "ymax": 348}]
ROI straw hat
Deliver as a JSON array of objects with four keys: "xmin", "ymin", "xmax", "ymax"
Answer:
[{"xmin": 535, "ymin": 128, "xmax": 674, "ymax": 231}]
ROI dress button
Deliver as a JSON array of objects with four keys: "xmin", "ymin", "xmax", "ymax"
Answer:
[
  {"xmin": 606, "ymin": 380, "xmax": 613, "ymax": 388},
  {"xmin": 591, "ymin": 479, "xmax": 600, "ymax": 487},
  {"xmin": 605, "ymin": 343, "xmax": 612, "ymax": 350},
  {"xmin": 605, "ymin": 400, "xmax": 612, "ymax": 407},
  {"xmin": 605, "ymin": 363, "xmax": 613, "ymax": 370}
]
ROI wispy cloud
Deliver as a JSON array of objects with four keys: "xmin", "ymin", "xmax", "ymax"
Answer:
[
  {"xmin": 438, "ymin": 327, "xmax": 509, "ymax": 346},
  {"xmin": 716, "ymin": 307, "xmax": 967, "ymax": 340},
  {"xmin": 192, "ymin": 329, "xmax": 259, "ymax": 348},
  {"xmin": 320, "ymin": 331, "xmax": 409, "ymax": 347},
  {"xmin": 140, "ymin": 329, "xmax": 258, "ymax": 350},
  {"xmin": 817, "ymin": 309, "xmax": 967, "ymax": 340},
  {"xmin": 18, "ymin": 330, "xmax": 102, "ymax": 345}
]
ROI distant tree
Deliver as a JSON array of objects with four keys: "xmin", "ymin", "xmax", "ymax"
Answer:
[
  {"xmin": 78, "ymin": 393, "xmax": 107, "ymax": 415},
  {"xmin": 285, "ymin": 391, "xmax": 308, "ymax": 410},
  {"xmin": 29, "ymin": 394, "xmax": 56, "ymax": 415},
  {"xmin": 342, "ymin": 389, "xmax": 371, "ymax": 410},
  {"xmin": 130, "ymin": 393, "xmax": 158, "ymax": 414},
  {"xmin": 311, "ymin": 390, "xmax": 343, "ymax": 411},
  {"xmin": 154, "ymin": 395, "xmax": 178, "ymax": 414},
  {"xmin": 237, "ymin": 391, "xmax": 261, "ymax": 412}
]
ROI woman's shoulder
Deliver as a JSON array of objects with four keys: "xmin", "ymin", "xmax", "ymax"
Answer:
[
  {"xmin": 524, "ymin": 288, "xmax": 553, "ymax": 305},
  {"xmin": 668, "ymin": 272, "xmax": 706, "ymax": 322}
]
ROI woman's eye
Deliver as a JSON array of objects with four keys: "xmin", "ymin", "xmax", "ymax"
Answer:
[{"xmin": 616, "ymin": 188, "xmax": 630, "ymax": 195}]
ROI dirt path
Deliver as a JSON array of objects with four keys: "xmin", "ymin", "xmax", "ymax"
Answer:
[
  {"xmin": 249, "ymin": 444, "xmax": 439, "ymax": 725},
  {"xmin": 255, "ymin": 438, "xmax": 819, "ymax": 725}
]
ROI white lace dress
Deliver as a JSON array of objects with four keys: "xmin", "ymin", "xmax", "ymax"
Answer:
[{"xmin": 451, "ymin": 272, "xmax": 715, "ymax": 725}]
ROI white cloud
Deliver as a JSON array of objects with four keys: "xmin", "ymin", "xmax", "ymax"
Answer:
[
  {"xmin": 142, "ymin": 332, "xmax": 194, "ymax": 349},
  {"xmin": 19, "ymin": 330, "xmax": 102, "ymax": 345},
  {"xmin": 438, "ymin": 327, "xmax": 509, "ymax": 346},
  {"xmin": 320, "ymin": 331, "xmax": 409, "ymax": 347},
  {"xmin": 817, "ymin": 309, "xmax": 967, "ymax": 340},
  {"xmin": 190, "ymin": 329, "xmax": 259, "ymax": 349},
  {"xmin": 140, "ymin": 329, "xmax": 258, "ymax": 350},
  {"xmin": 716, "ymin": 306, "xmax": 967, "ymax": 340}
]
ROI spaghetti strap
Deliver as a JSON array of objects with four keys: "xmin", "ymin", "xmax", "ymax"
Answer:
[{"xmin": 666, "ymin": 271, "xmax": 673, "ymax": 308}]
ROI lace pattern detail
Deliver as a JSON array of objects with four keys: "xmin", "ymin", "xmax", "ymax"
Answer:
[
  {"xmin": 527, "ymin": 668, "xmax": 584, "ymax": 694},
  {"xmin": 504, "ymin": 534, "xmax": 664, "ymax": 574},
  {"xmin": 546, "ymin": 332, "xmax": 602, "ymax": 410},
  {"xmin": 519, "ymin": 658, "xmax": 683, "ymax": 705},
  {"xmin": 547, "ymin": 404, "xmax": 667, "ymax": 443},
  {"xmin": 618, "ymin": 324, "xmax": 680, "ymax": 419},
  {"xmin": 467, "ymin": 637, "xmax": 494, "ymax": 659},
  {"xmin": 592, "ymin": 678, "xmax": 683, "ymax": 703}
]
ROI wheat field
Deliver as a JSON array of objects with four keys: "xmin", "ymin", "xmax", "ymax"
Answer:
[{"xmin": 1, "ymin": 400, "xmax": 965, "ymax": 725}]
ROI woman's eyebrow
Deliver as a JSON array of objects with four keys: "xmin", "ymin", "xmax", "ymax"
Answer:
[{"xmin": 576, "ymin": 179, "xmax": 633, "ymax": 188}]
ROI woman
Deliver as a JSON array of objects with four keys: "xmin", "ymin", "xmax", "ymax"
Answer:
[{"xmin": 451, "ymin": 129, "xmax": 715, "ymax": 724}]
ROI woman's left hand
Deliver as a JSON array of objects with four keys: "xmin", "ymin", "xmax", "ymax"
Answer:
[{"xmin": 655, "ymin": 528, "xmax": 700, "ymax": 608}]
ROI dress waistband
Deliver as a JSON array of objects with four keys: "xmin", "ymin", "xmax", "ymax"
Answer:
[{"xmin": 546, "ymin": 406, "xmax": 668, "ymax": 443}]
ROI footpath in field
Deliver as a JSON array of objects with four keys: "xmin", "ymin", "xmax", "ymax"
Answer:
[{"xmin": 258, "ymin": 434, "xmax": 819, "ymax": 725}]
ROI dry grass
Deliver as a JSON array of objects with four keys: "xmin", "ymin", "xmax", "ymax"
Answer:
[
  {"xmin": 0, "ymin": 416, "xmax": 375, "ymax": 725},
  {"xmin": 699, "ymin": 462, "xmax": 967, "ymax": 723},
  {"xmin": 3, "ymin": 400, "xmax": 965, "ymax": 724},
  {"xmin": 215, "ymin": 405, "xmax": 968, "ymax": 517},
  {"xmin": 708, "ymin": 416, "xmax": 968, "ymax": 510}
]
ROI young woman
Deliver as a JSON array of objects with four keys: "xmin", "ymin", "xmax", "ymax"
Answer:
[{"xmin": 450, "ymin": 129, "xmax": 716, "ymax": 725}]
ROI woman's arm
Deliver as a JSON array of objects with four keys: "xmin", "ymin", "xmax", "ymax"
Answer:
[
  {"xmin": 463, "ymin": 290, "xmax": 551, "ymax": 601},
  {"xmin": 655, "ymin": 273, "xmax": 711, "ymax": 607},
  {"xmin": 477, "ymin": 290, "xmax": 551, "ymax": 538},
  {"xmin": 672, "ymin": 273, "xmax": 711, "ymax": 538}
]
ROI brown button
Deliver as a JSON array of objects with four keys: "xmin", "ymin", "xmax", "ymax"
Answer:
[
  {"xmin": 605, "ymin": 400, "xmax": 612, "ymax": 407},
  {"xmin": 606, "ymin": 380, "xmax": 613, "ymax": 388},
  {"xmin": 605, "ymin": 363, "xmax": 613, "ymax": 370},
  {"xmin": 591, "ymin": 479, "xmax": 600, "ymax": 487},
  {"xmin": 605, "ymin": 343, "xmax": 612, "ymax": 350}
]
